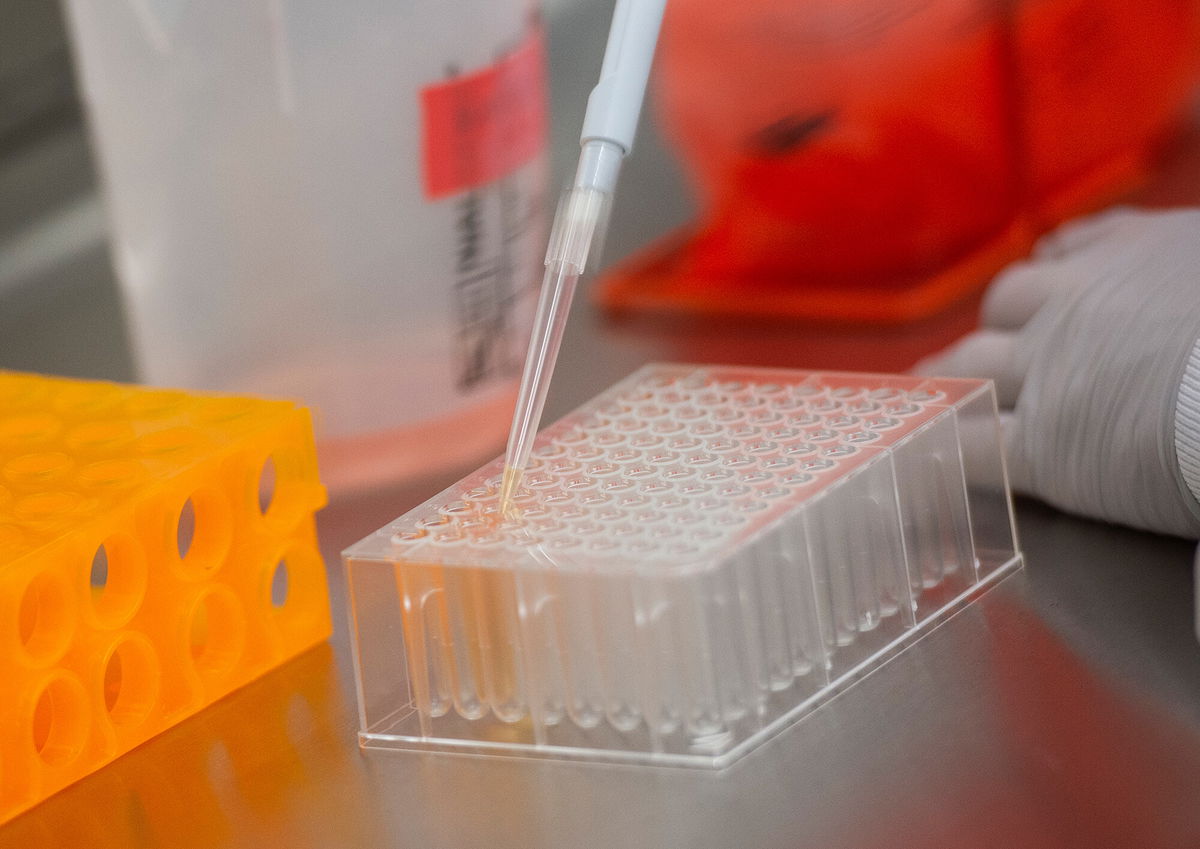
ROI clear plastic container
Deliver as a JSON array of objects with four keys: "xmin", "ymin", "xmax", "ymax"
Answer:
[
  {"xmin": 344, "ymin": 364, "xmax": 1022, "ymax": 768},
  {"xmin": 61, "ymin": 0, "xmax": 548, "ymax": 492}
]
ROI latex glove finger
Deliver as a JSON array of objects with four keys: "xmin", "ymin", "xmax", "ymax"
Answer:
[
  {"xmin": 964, "ymin": 206, "xmax": 1200, "ymax": 537},
  {"xmin": 981, "ymin": 206, "xmax": 1150, "ymax": 331},
  {"xmin": 912, "ymin": 328, "xmax": 1023, "ymax": 408},
  {"xmin": 979, "ymin": 262, "xmax": 1060, "ymax": 330},
  {"xmin": 1028, "ymin": 205, "xmax": 1145, "ymax": 261},
  {"xmin": 1001, "ymin": 233, "xmax": 1200, "ymax": 537},
  {"xmin": 980, "ymin": 241, "xmax": 1116, "ymax": 330}
]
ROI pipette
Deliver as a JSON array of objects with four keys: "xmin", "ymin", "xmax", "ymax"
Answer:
[{"xmin": 499, "ymin": 0, "xmax": 668, "ymax": 513}]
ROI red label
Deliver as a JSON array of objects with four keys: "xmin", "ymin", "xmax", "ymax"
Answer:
[{"xmin": 421, "ymin": 26, "xmax": 548, "ymax": 199}]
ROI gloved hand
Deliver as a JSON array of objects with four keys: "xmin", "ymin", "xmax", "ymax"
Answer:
[{"xmin": 915, "ymin": 207, "xmax": 1200, "ymax": 538}]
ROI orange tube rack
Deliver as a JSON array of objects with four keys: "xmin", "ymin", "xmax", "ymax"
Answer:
[{"xmin": 0, "ymin": 371, "xmax": 330, "ymax": 823}]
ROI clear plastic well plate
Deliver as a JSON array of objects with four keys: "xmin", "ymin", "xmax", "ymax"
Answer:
[{"xmin": 344, "ymin": 364, "xmax": 1021, "ymax": 768}]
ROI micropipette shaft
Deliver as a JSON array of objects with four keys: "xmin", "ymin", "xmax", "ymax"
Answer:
[{"xmin": 500, "ymin": 0, "xmax": 667, "ymax": 511}]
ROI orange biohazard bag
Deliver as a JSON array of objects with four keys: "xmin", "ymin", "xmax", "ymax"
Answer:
[{"xmin": 596, "ymin": 0, "xmax": 1200, "ymax": 323}]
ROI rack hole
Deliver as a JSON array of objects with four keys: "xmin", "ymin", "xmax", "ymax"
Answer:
[
  {"xmin": 87, "ymin": 535, "xmax": 147, "ymax": 627},
  {"xmin": 255, "ymin": 453, "xmax": 302, "ymax": 527},
  {"xmin": 264, "ymin": 545, "xmax": 322, "ymax": 627},
  {"xmin": 103, "ymin": 652, "xmax": 121, "ymax": 712},
  {"xmin": 190, "ymin": 608, "xmax": 206, "ymax": 658},
  {"xmin": 188, "ymin": 590, "xmax": 245, "ymax": 676},
  {"xmin": 103, "ymin": 638, "xmax": 158, "ymax": 728},
  {"xmin": 171, "ymin": 489, "xmax": 233, "ymax": 577},
  {"xmin": 258, "ymin": 456, "xmax": 277, "ymax": 515},
  {"xmin": 32, "ymin": 676, "xmax": 88, "ymax": 766},
  {"xmin": 19, "ymin": 586, "xmax": 38, "ymax": 643},
  {"xmin": 176, "ymin": 499, "xmax": 196, "ymax": 560},
  {"xmin": 18, "ymin": 572, "xmax": 72, "ymax": 663},
  {"xmin": 271, "ymin": 561, "xmax": 289, "ymax": 608},
  {"xmin": 90, "ymin": 545, "xmax": 108, "ymax": 590}
]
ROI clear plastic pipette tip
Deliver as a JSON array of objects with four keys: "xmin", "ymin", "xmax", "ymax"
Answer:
[
  {"xmin": 498, "ymin": 0, "xmax": 663, "ymax": 514},
  {"xmin": 500, "ymin": 170, "xmax": 614, "ymax": 516},
  {"xmin": 498, "ymin": 262, "xmax": 578, "ymax": 516}
]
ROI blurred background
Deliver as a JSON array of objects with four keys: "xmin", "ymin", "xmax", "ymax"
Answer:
[
  {"xmin": 3, "ymin": 0, "xmax": 1199, "ymax": 497},
  {"xmin": 1, "ymin": 0, "xmax": 698, "ymax": 494}
]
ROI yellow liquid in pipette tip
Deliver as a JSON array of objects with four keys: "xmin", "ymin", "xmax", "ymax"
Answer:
[{"xmin": 498, "ymin": 465, "xmax": 523, "ymax": 519}]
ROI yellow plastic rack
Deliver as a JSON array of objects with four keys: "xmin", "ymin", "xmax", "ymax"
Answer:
[{"xmin": 0, "ymin": 371, "xmax": 330, "ymax": 823}]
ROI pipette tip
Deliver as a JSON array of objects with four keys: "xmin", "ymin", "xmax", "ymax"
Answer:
[{"xmin": 498, "ymin": 464, "xmax": 522, "ymax": 518}]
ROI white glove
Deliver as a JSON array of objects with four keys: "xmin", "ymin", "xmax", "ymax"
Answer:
[{"xmin": 916, "ymin": 207, "xmax": 1200, "ymax": 538}]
